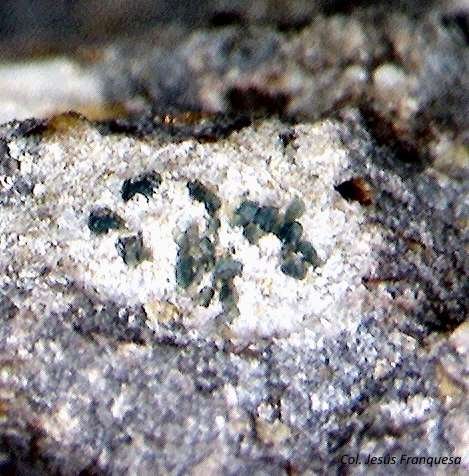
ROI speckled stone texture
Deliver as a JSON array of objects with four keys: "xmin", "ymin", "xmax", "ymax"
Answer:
[
  {"xmin": 0, "ymin": 110, "xmax": 467, "ymax": 475},
  {"xmin": 0, "ymin": 1, "xmax": 468, "ymax": 474}
]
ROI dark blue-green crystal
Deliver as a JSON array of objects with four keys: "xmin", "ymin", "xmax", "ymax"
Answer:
[
  {"xmin": 296, "ymin": 240, "xmax": 320, "ymax": 267},
  {"xmin": 284, "ymin": 197, "xmax": 305, "ymax": 223},
  {"xmin": 254, "ymin": 206, "xmax": 279, "ymax": 232},
  {"xmin": 197, "ymin": 286, "xmax": 215, "ymax": 307},
  {"xmin": 199, "ymin": 237, "xmax": 215, "ymax": 258},
  {"xmin": 207, "ymin": 217, "xmax": 221, "ymax": 236},
  {"xmin": 116, "ymin": 233, "xmax": 145, "ymax": 266},
  {"xmin": 176, "ymin": 255, "xmax": 197, "ymax": 289},
  {"xmin": 88, "ymin": 208, "xmax": 123, "ymax": 235},
  {"xmin": 214, "ymin": 258, "xmax": 243, "ymax": 281},
  {"xmin": 116, "ymin": 233, "xmax": 145, "ymax": 265},
  {"xmin": 277, "ymin": 221, "xmax": 303, "ymax": 245},
  {"xmin": 219, "ymin": 279, "xmax": 238, "ymax": 312},
  {"xmin": 281, "ymin": 256, "xmax": 307, "ymax": 280},
  {"xmin": 243, "ymin": 223, "xmax": 263, "ymax": 244},
  {"xmin": 234, "ymin": 200, "xmax": 259, "ymax": 226},
  {"xmin": 199, "ymin": 237, "xmax": 216, "ymax": 270},
  {"xmin": 187, "ymin": 180, "xmax": 221, "ymax": 215}
]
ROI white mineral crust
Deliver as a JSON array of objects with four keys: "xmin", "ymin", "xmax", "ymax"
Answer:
[{"xmin": 1, "ymin": 118, "xmax": 382, "ymax": 344}]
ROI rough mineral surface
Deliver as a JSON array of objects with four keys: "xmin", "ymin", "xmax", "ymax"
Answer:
[
  {"xmin": 0, "ymin": 1, "xmax": 468, "ymax": 474},
  {"xmin": 0, "ymin": 111, "xmax": 467, "ymax": 474}
]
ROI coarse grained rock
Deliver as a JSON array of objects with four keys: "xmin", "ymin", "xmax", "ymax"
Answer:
[{"xmin": 0, "ymin": 112, "xmax": 467, "ymax": 474}]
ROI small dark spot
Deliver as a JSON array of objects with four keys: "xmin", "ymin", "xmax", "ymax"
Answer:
[
  {"xmin": 72, "ymin": 300, "xmax": 148, "ymax": 345},
  {"xmin": 226, "ymin": 86, "xmax": 290, "ymax": 116},
  {"xmin": 284, "ymin": 197, "xmax": 305, "ymax": 222},
  {"xmin": 254, "ymin": 206, "xmax": 279, "ymax": 233},
  {"xmin": 0, "ymin": 139, "xmax": 9, "ymax": 158},
  {"xmin": 0, "ymin": 295, "xmax": 18, "ymax": 320},
  {"xmin": 176, "ymin": 255, "xmax": 197, "ymax": 289},
  {"xmin": 88, "ymin": 208, "xmax": 124, "ymax": 235},
  {"xmin": 207, "ymin": 217, "xmax": 221, "ymax": 236},
  {"xmin": 335, "ymin": 177, "xmax": 374, "ymax": 205},
  {"xmin": 243, "ymin": 223, "xmax": 264, "ymax": 244},
  {"xmin": 279, "ymin": 129, "xmax": 297, "ymax": 148},
  {"xmin": 0, "ymin": 139, "xmax": 19, "ymax": 175},
  {"xmin": 322, "ymin": 0, "xmax": 377, "ymax": 16},
  {"xmin": 296, "ymin": 241, "xmax": 321, "ymax": 267},
  {"xmin": 281, "ymin": 256, "xmax": 307, "ymax": 280},
  {"xmin": 277, "ymin": 221, "xmax": 303, "ymax": 246},
  {"xmin": 199, "ymin": 237, "xmax": 216, "ymax": 270},
  {"xmin": 209, "ymin": 11, "xmax": 245, "ymax": 27},
  {"xmin": 234, "ymin": 200, "xmax": 260, "ymax": 227},
  {"xmin": 97, "ymin": 113, "xmax": 156, "ymax": 138},
  {"xmin": 214, "ymin": 258, "xmax": 243, "ymax": 281},
  {"xmin": 77, "ymin": 459, "xmax": 104, "ymax": 476},
  {"xmin": 187, "ymin": 180, "xmax": 221, "ymax": 215},
  {"xmin": 219, "ymin": 279, "xmax": 239, "ymax": 312},
  {"xmin": 197, "ymin": 286, "xmax": 215, "ymax": 307},
  {"xmin": 13, "ymin": 177, "xmax": 33, "ymax": 196},
  {"xmin": 193, "ymin": 367, "xmax": 222, "ymax": 394},
  {"xmin": 116, "ymin": 232, "xmax": 146, "ymax": 266},
  {"xmin": 121, "ymin": 171, "xmax": 162, "ymax": 201},
  {"xmin": 442, "ymin": 11, "xmax": 469, "ymax": 44},
  {"xmin": 327, "ymin": 424, "xmax": 356, "ymax": 453},
  {"xmin": 219, "ymin": 281, "xmax": 231, "ymax": 302}
]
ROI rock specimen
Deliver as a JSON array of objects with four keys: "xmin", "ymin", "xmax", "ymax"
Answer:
[
  {"xmin": 0, "ymin": 1, "xmax": 467, "ymax": 473},
  {"xmin": 0, "ymin": 111, "xmax": 466, "ymax": 474}
]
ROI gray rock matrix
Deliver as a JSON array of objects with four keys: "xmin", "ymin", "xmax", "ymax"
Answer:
[{"xmin": 0, "ymin": 1, "xmax": 467, "ymax": 475}]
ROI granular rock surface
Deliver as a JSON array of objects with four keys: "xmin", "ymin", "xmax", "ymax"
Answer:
[
  {"xmin": 0, "ymin": 1, "xmax": 467, "ymax": 474},
  {"xmin": 0, "ymin": 111, "xmax": 467, "ymax": 474}
]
